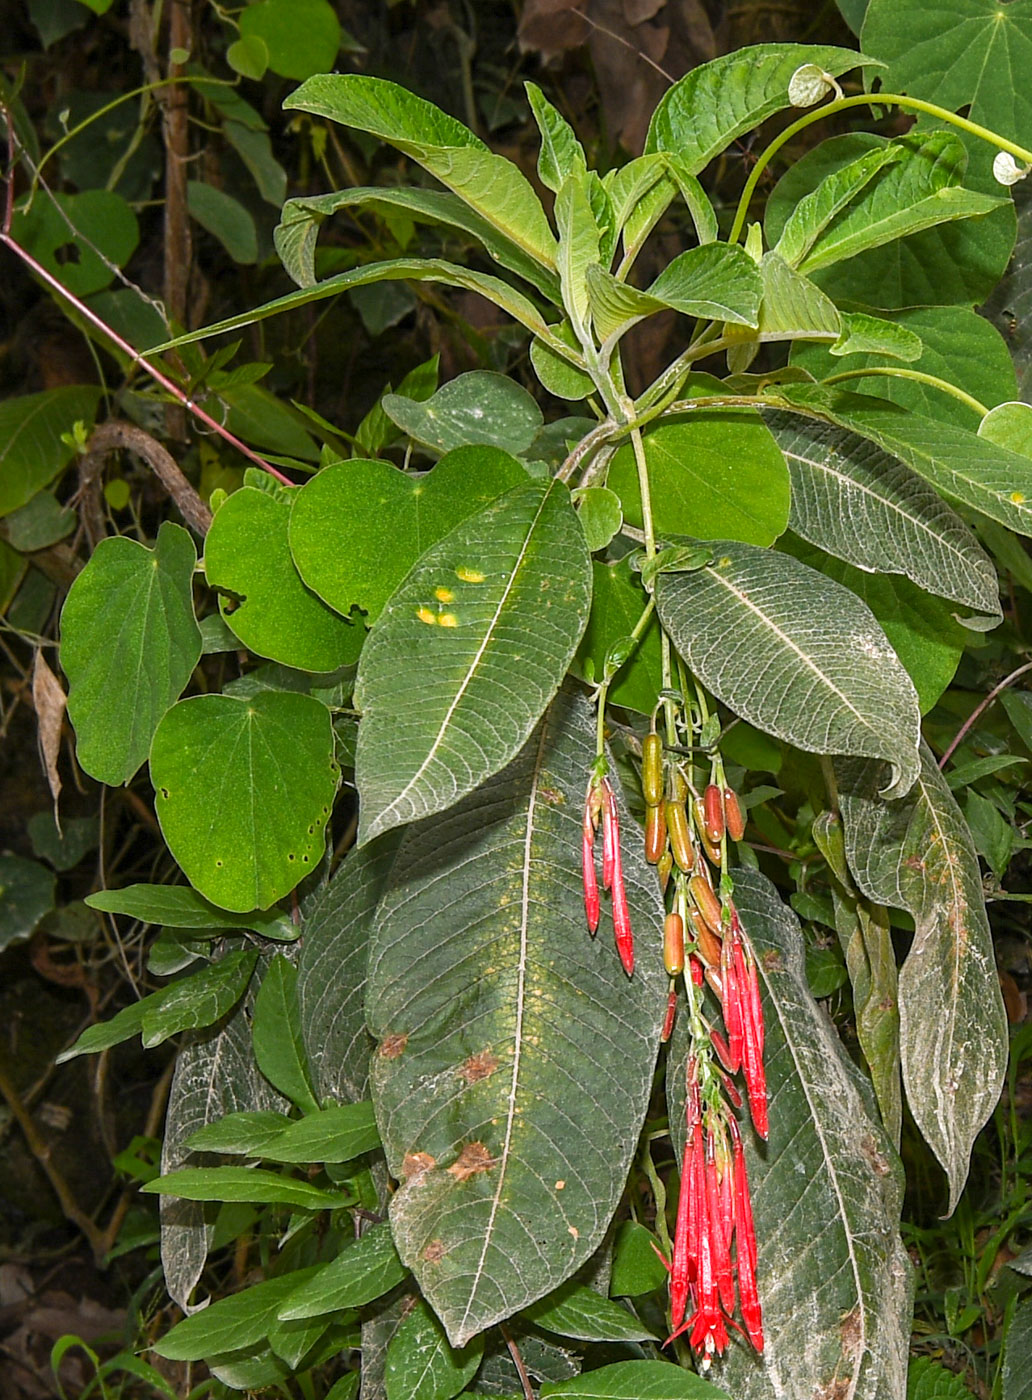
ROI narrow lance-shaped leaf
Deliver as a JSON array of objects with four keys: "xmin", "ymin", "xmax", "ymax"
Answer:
[
  {"xmin": 762, "ymin": 410, "xmax": 1001, "ymax": 618},
  {"xmin": 774, "ymin": 144, "xmax": 904, "ymax": 267},
  {"xmin": 655, "ymin": 541, "xmax": 922, "ymax": 798},
  {"xmin": 354, "ymin": 480, "xmax": 592, "ymax": 843},
  {"xmin": 837, "ymin": 748, "xmax": 1008, "ymax": 1213},
  {"xmin": 366, "ymin": 689, "xmax": 668, "ymax": 1347},
  {"xmin": 526, "ymin": 82, "xmax": 587, "ymax": 194},
  {"xmin": 667, "ymin": 869, "xmax": 912, "ymax": 1400}
]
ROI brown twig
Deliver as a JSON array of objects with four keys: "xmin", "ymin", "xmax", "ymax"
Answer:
[
  {"xmin": 79, "ymin": 420, "xmax": 212, "ymax": 539},
  {"xmin": 499, "ymin": 1323, "xmax": 536, "ymax": 1400},
  {"xmin": 938, "ymin": 659, "xmax": 1032, "ymax": 769}
]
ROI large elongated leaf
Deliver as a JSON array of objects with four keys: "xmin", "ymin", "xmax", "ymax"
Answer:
[
  {"xmin": 354, "ymin": 480, "xmax": 592, "ymax": 843},
  {"xmin": 284, "ymin": 76, "xmax": 556, "ymax": 270},
  {"xmin": 763, "ymin": 410, "xmax": 1000, "ymax": 616},
  {"xmin": 655, "ymin": 541, "xmax": 922, "ymax": 797},
  {"xmin": 837, "ymin": 749, "xmax": 1008, "ymax": 1213},
  {"xmin": 669, "ymin": 870, "xmax": 911, "ymax": 1400},
  {"xmin": 644, "ymin": 44, "xmax": 870, "ymax": 171},
  {"xmin": 275, "ymin": 187, "xmax": 560, "ymax": 301},
  {"xmin": 297, "ymin": 836, "xmax": 402, "ymax": 1105},
  {"xmin": 366, "ymin": 690, "xmax": 668, "ymax": 1347},
  {"xmin": 779, "ymin": 385, "xmax": 1032, "ymax": 538},
  {"xmin": 61, "ymin": 521, "xmax": 202, "ymax": 786}
]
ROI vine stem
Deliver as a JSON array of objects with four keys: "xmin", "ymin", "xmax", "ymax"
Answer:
[
  {"xmin": 822, "ymin": 366, "xmax": 989, "ymax": 416},
  {"xmin": 727, "ymin": 91, "xmax": 1032, "ymax": 248},
  {"xmin": 938, "ymin": 659, "xmax": 1032, "ymax": 769},
  {"xmin": 499, "ymin": 1324, "xmax": 536, "ymax": 1400}
]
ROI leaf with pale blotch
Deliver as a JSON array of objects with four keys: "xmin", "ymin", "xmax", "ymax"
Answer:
[
  {"xmin": 366, "ymin": 690, "xmax": 668, "ymax": 1347},
  {"xmin": 354, "ymin": 480, "xmax": 592, "ymax": 843},
  {"xmin": 668, "ymin": 870, "xmax": 911, "ymax": 1400},
  {"xmin": 763, "ymin": 411, "xmax": 1000, "ymax": 617},
  {"xmin": 656, "ymin": 541, "xmax": 922, "ymax": 798},
  {"xmin": 385, "ymin": 1297, "xmax": 483, "ymax": 1400},
  {"xmin": 837, "ymin": 748, "xmax": 1008, "ymax": 1214}
]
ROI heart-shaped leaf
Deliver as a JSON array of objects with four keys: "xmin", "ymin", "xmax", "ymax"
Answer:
[
  {"xmin": 149, "ymin": 691, "xmax": 339, "ymax": 911},
  {"xmin": 366, "ymin": 690, "xmax": 667, "ymax": 1346},
  {"xmin": 354, "ymin": 479, "xmax": 592, "ymax": 842}
]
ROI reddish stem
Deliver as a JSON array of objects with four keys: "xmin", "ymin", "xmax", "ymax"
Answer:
[{"xmin": 938, "ymin": 659, "xmax": 1032, "ymax": 769}]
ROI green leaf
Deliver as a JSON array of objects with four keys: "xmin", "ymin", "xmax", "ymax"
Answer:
[
  {"xmin": 774, "ymin": 143, "xmax": 904, "ymax": 267},
  {"xmin": 0, "ymin": 387, "xmax": 101, "ymax": 519},
  {"xmin": 965, "ymin": 790, "xmax": 1014, "ymax": 878},
  {"xmin": 3, "ymin": 490, "xmax": 76, "ymax": 549},
  {"xmin": 149, "ymin": 691, "xmax": 340, "ymax": 911},
  {"xmin": 274, "ymin": 187, "xmax": 560, "ymax": 301},
  {"xmin": 1004, "ymin": 1300, "xmax": 1032, "ymax": 1400},
  {"xmin": 780, "ymin": 384, "xmax": 1032, "ymax": 538},
  {"xmin": 187, "ymin": 181, "xmax": 257, "ymax": 264},
  {"xmin": 531, "ymin": 328, "xmax": 596, "ymax": 401},
  {"xmin": 222, "ymin": 383, "xmax": 319, "ymax": 462},
  {"xmin": 763, "ymin": 410, "xmax": 1001, "ymax": 617},
  {"xmin": 542, "ymin": 1361, "xmax": 728, "ymax": 1398},
  {"xmin": 297, "ymin": 835, "xmax": 403, "ymax": 1104},
  {"xmin": 252, "ymin": 954, "xmax": 319, "ymax": 1113},
  {"xmin": 526, "ymin": 83, "xmax": 587, "ymax": 194},
  {"xmin": 607, "ymin": 392, "xmax": 790, "ymax": 548},
  {"xmin": 0, "ymin": 854, "xmax": 55, "ymax": 951},
  {"xmin": 979, "ymin": 400, "xmax": 1032, "ymax": 456},
  {"xmin": 645, "ymin": 43, "xmax": 872, "ymax": 170},
  {"xmin": 355, "ymin": 355, "xmax": 441, "ymax": 458},
  {"xmin": 154, "ymin": 1267, "xmax": 323, "ymax": 1360},
  {"xmin": 144, "ymin": 1166, "xmax": 350, "ymax": 1208},
  {"xmin": 655, "ymin": 541, "xmax": 922, "ymax": 798},
  {"xmin": 521, "ymin": 1281, "xmax": 656, "ymax": 1342},
  {"xmin": 279, "ymin": 1222, "xmax": 408, "ymax": 1319},
  {"xmin": 353, "ymin": 481, "xmax": 592, "ymax": 842},
  {"xmin": 587, "ymin": 244, "xmax": 762, "ymax": 343},
  {"xmin": 222, "ymin": 117, "xmax": 287, "ymax": 208},
  {"xmin": 573, "ymin": 560, "xmax": 663, "ymax": 715},
  {"xmin": 743, "ymin": 252, "xmax": 841, "ymax": 346},
  {"xmin": 383, "ymin": 372, "xmax": 543, "ymax": 456},
  {"xmin": 61, "ymin": 521, "xmax": 202, "ymax": 786},
  {"xmin": 555, "ymin": 176, "xmax": 600, "ymax": 339},
  {"xmin": 674, "ymin": 870, "xmax": 911, "ymax": 1400},
  {"xmin": 284, "ymin": 76, "xmax": 557, "ymax": 270},
  {"xmin": 365, "ymin": 690, "xmax": 668, "ymax": 1347},
  {"xmin": 574, "ymin": 487, "xmax": 622, "ymax": 553},
  {"xmin": 792, "ymin": 305, "xmax": 1017, "ymax": 428},
  {"xmin": 609, "ymin": 1221, "xmax": 670, "ymax": 1298},
  {"xmin": 237, "ymin": 0, "xmax": 340, "ymax": 81},
  {"xmin": 838, "ymin": 749, "xmax": 1008, "ymax": 1213},
  {"xmin": 226, "ymin": 34, "xmax": 268, "ymax": 80},
  {"xmin": 56, "ymin": 992, "xmax": 153, "ymax": 1063},
  {"xmin": 84, "ymin": 883, "xmax": 295, "ymax": 935},
  {"xmin": 28, "ymin": 812, "xmax": 98, "ymax": 872},
  {"xmin": 830, "ymin": 312, "xmax": 923, "ymax": 361},
  {"xmin": 204, "ymin": 486, "xmax": 363, "ymax": 672},
  {"xmin": 186, "ymin": 1110, "xmax": 292, "ymax": 1156},
  {"xmin": 289, "ymin": 446, "xmax": 529, "ymax": 624},
  {"xmin": 140, "ymin": 951, "xmax": 258, "ymax": 1049},
  {"xmin": 189, "ymin": 1102, "xmax": 380, "ymax": 1164},
  {"xmin": 833, "ymin": 889, "xmax": 902, "ymax": 1144},
  {"xmin": 14, "ymin": 188, "xmax": 139, "ymax": 295},
  {"xmin": 911, "ymin": 1358, "xmax": 982, "ymax": 1400},
  {"xmin": 385, "ymin": 1298, "xmax": 484, "ymax": 1400}
]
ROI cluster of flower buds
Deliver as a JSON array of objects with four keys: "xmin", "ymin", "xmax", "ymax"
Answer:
[
  {"xmin": 664, "ymin": 1060, "xmax": 763, "ymax": 1361},
  {"xmin": 582, "ymin": 774, "xmax": 634, "ymax": 976}
]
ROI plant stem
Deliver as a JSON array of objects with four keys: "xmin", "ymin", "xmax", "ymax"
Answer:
[
  {"xmin": 499, "ymin": 1324, "xmax": 536, "ymax": 1400},
  {"xmin": 628, "ymin": 418, "xmax": 657, "ymax": 562},
  {"xmin": 727, "ymin": 92, "xmax": 1032, "ymax": 248},
  {"xmin": 821, "ymin": 366, "xmax": 990, "ymax": 416},
  {"xmin": 938, "ymin": 659, "xmax": 1032, "ymax": 768}
]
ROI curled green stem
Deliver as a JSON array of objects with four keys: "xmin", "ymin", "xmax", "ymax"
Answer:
[{"xmin": 821, "ymin": 366, "xmax": 989, "ymax": 417}]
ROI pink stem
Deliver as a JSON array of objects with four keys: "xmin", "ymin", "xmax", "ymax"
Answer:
[{"xmin": 938, "ymin": 659, "xmax": 1032, "ymax": 769}]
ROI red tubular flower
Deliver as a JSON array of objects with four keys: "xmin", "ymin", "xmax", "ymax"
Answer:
[
  {"xmin": 660, "ymin": 985, "xmax": 678, "ymax": 1043},
  {"xmin": 603, "ymin": 780, "xmax": 634, "ymax": 976},
  {"xmin": 707, "ymin": 1124, "xmax": 735, "ymax": 1316},
  {"xmin": 601, "ymin": 779, "xmax": 616, "ymax": 892},
  {"xmin": 582, "ymin": 784, "xmax": 600, "ymax": 935},
  {"xmin": 729, "ymin": 910, "xmax": 767, "ymax": 1139},
  {"xmin": 730, "ymin": 1116, "xmax": 764, "ymax": 1352}
]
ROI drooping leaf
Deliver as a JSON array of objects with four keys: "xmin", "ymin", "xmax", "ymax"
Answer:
[
  {"xmin": 382, "ymin": 373, "xmax": 543, "ymax": 457},
  {"xmin": 670, "ymin": 869, "xmax": 911, "ymax": 1400},
  {"xmin": 745, "ymin": 252, "xmax": 841, "ymax": 345},
  {"xmin": 774, "ymin": 144, "xmax": 904, "ymax": 267},
  {"xmin": 289, "ymin": 446, "xmax": 529, "ymax": 625},
  {"xmin": 655, "ymin": 541, "xmax": 922, "ymax": 798},
  {"xmin": 279, "ymin": 1222, "xmax": 408, "ymax": 1320},
  {"xmin": 354, "ymin": 480, "xmax": 592, "ymax": 843},
  {"xmin": 0, "ymin": 387, "xmax": 102, "ymax": 518},
  {"xmin": 61, "ymin": 521, "xmax": 202, "ymax": 786},
  {"xmin": 365, "ymin": 689, "xmax": 668, "ymax": 1346},
  {"xmin": 140, "ymin": 950, "xmax": 258, "ymax": 1050},
  {"xmin": 297, "ymin": 834, "xmax": 403, "ymax": 1104},
  {"xmin": 84, "ymin": 883, "xmax": 295, "ymax": 935},
  {"xmin": 204, "ymin": 486, "xmax": 363, "ymax": 672},
  {"xmin": 385, "ymin": 1297, "xmax": 484, "ymax": 1400},
  {"xmin": 763, "ymin": 410, "xmax": 1001, "ymax": 617},
  {"xmin": 149, "ymin": 691, "xmax": 340, "ymax": 911},
  {"xmin": 520, "ymin": 1281, "xmax": 657, "ymax": 1342},
  {"xmin": 572, "ymin": 560, "xmax": 664, "ymax": 716},
  {"xmin": 284, "ymin": 76, "xmax": 557, "ymax": 270},
  {"xmin": 607, "ymin": 387, "xmax": 790, "ymax": 549},
  {"xmin": 645, "ymin": 43, "xmax": 871, "ymax": 171},
  {"xmin": 837, "ymin": 748, "xmax": 1008, "ymax": 1213}
]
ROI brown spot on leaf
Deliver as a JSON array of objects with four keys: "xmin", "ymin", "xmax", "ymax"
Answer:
[
  {"xmin": 459, "ymin": 1051, "xmax": 500, "ymax": 1084},
  {"xmin": 859, "ymin": 1132, "xmax": 891, "ymax": 1177},
  {"xmin": 538, "ymin": 785, "xmax": 565, "ymax": 805},
  {"xmin": 423, "ymin": 1239, "xmax": 446, "ymax": 1263},
  {"xmin": 448, "ymin": 1142, "xmax": 496, "ymax": 1180},
  {"xmin": 379, "ymin": 1033, "xmax": 408, "ymax": 1059},
  {"xmin": 401, "ymin": 1152, "xmax": 436, "ymax": 1180},
  {"xmin": 761, "ymin": 949, "xmax": 784, "ymax": 973},
  {"xmin": 839, "ymin": 1305, "xmax": 863, "ymax": 1357}
]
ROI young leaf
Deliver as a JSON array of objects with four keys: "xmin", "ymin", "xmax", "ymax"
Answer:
[
  {"xmin": 587, "ymin": 244, "xmax": 762, "ymax": 343},
  {"xmin": 144, "ymin": 1166, "xmax": 351, "ymax": 1208},
  {"xmin": 284, "ymin": 76, "xmax": 557, "ymax": 269},
  {"xmin": 520, "ymin": 1281, "xmax": 657, "ymax": 1342},
  {"xmin": 837, "ymin": 748, "xmax": 1009, "ymax": 1213},
  {"xmin": 203, "ymin": 486, "xmax": 363, "ymax": 672},
  {"xmin": 385, "ymin": 1297, "xmax": 484, "ymax": 1400},
  {"xmin": 140, "ymin": 950, "xmax": 258, "ymax": 1049},
  {"xmin": 365, "ymin": 689, "xmax": 668, "ymax": 1347},
  {"xmin": 252, "ymin": 954, "xmax": 320, "ymax": 1113},
  {"xmin": 279, "ymin": 1222, "xmax": 408, "ymax": 1319},
  {"xmin": 555, "ymin": 176, "xmax": 600, "ymax": 340},
  {"xmin": 645, "ymin": 43, "xmax": 871, "ymax": 170},
  {"xmin": 774, "ymin": 144, "xmax": 904, "ymax": 267},
  {"xmin": 669, "ymin": 870, "xmax": 911, "ymax": 1400},
  {"xmin": 61, "ymin": 522, "xmax": 202, "ymax": 786},
  {"xmin": 526, "ymin": 82, "xmax": 587, "ymax": 194},
  {"xmin": 382, "ymin": 372, "xmax": 544, "ymax": 456},
  {"xmin": 830, "ymin": 312, "xmax": 923, "ymax": 361},
  {"xmin": 745, "ymin": 253, "xmax": 840, "ymax": 345},
  {"xmin": 149, "ymin": 691, "xmax": 340, "ymax": 911},
  {"xmin": 763, "ymin": 410, "xmax": 1001, "ymax": 617},
  {"xmin": 0, "ymin": 386, "xmax": 102, "ymax": 517},
  {"xmin": 655, "ymin": 541, "xmax": 922, "ymax": 798},
  {"xmin": 354, "ymin": 480, "xmax": 593, "ymax": 842},
  {"xmin": 289, "ymin": 446, "xmax": 530, "ymax": 625},
  {"xmin": 154, "ymin": 1267, "xmax": 324, "ymax": 1360}
]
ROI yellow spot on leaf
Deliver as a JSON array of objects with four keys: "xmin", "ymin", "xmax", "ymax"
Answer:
[
  {"xmin": 435, "ymin": 586, "xmax": 455, "ymax": 603},
  {"xmin": 456, "ymin": 566, "xmax": 485, "ymax": 583},
  {"xmin": 416, "ymin": 606, "xmax": 437, "ymax": 625},
  {"xmin": 1011, "ymin": 491, "xmax": 1026, "ymax": 504},
  {"xmin": 439, "ymin": 612, "xmax": 458, "ymax": 627},
  {"xmin": 555, "ymin": 1179, "xmax": 565, "ymax": 1191}
]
